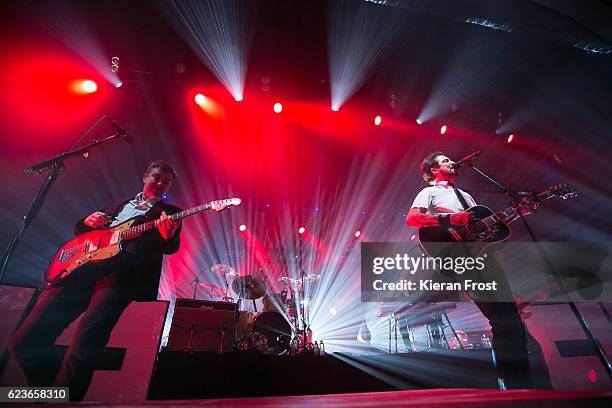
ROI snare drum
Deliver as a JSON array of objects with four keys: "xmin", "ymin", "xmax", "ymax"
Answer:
[{"xmin": 262, "ymin": 292, "xmax": 286, "ymax": 312}]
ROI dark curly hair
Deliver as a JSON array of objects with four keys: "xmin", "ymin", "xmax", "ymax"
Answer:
[{"xmin": 420, "ymin": 151, "xmax": 445, "ymax": 183}]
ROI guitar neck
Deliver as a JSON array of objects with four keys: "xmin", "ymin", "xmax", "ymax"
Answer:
[
  {"xmin": 121, "ymin": 202, "xmax": 212, "ymax": 238},
  {"xmin": 480, "ymin": 206, "xmax": 518, "ymax": 228},
  {"xmin": 458, "ymin": 185, "xmax": 576, "ymax": 239},
  {"xmin": 483, "ymin": 188, "xmax": 564, "ymax": 227}
]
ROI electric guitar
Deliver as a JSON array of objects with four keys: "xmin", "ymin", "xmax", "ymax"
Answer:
[
  {"xmin": 418, "ymin": 184, "xmax": 577, "ymax": 257},
  {"xmin": 45, "ymin": 197, "xmax": 242, "ymax": 287}
]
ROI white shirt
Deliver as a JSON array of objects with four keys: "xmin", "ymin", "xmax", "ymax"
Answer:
[
  {"xmin": 110, "ymin": 192, "xmax": 161, "ymax": 226},
  {"xmin": 410, "ymin": 181, "xmax": 476, "ymax": 215}
]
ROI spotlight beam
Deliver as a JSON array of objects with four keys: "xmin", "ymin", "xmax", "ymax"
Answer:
[
  {"xmin": 40, "ymin": 4, "xmax": 121, "ymax": 87},
  {"xmin": 328, "ymin": 0, "xmax": 406, "ymax": 110},
  {"xmin": 163, "ymin": 0, "xmax": 255, "ymax": 101}
]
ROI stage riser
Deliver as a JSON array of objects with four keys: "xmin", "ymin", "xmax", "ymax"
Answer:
[
  {"xmin": 0, "ymin": 285, "xmax": 168, "ymax": 402},
  {"xmin": 147, "ymin": 350, "xmax": 498, "ymax": 399}
]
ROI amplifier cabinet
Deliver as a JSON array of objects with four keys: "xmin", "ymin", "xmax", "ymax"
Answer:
[{"xmin": 167, "ymin": 299, "xmax": 237, "ymax": 352}]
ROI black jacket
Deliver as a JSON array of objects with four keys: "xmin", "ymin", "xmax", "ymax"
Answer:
[{"xmin": 74, "ymin": 197, "xmax": 182, "ymax": 301}]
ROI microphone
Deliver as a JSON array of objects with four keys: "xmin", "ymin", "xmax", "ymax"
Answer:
[
  {"xmin": 452, "ymin": 150, "xmax": 481, "ymax": 169},
  {"xmin": 107, "ymin": 116, "xmax": 134, "ymax": 144}
]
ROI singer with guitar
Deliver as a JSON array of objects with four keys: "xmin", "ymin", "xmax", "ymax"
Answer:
[
  {"xmin": 406, "ymin": 151, "xmax": 534, "ymax": 389},
  {"xmin": 9, "ymin": 160, "xmax": 183, "ymax": 401}
]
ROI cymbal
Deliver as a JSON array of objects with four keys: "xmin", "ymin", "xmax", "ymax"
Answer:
[
  {"xmin": 278, "ymin": 275, "xmax": 319, "ymax": 286},
  {"xmin": 305, "ymin": 274, "xmax": 320, "ymax": 283},
  {"xmin": 231, "ymin": 275, "xmax": 266, "ymax": 299},
  {"xmin": 278, "ymin": 276, "xmax": 300, "ymax": 285},
  {"xmin": 210, "ymin": 264, "xmax": 239, "ymax": 278},
  {"xmin": 198, "ymin": 281, "xmax": 225, "ymax": 297}
]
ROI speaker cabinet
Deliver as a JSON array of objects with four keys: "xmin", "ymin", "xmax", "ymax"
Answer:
[{"xmin": 167, "ymin": 299, "xmax": 237, "ymax": 352}]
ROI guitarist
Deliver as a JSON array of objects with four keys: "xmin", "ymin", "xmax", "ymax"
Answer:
[
  {"xmin": 8, "ymin": 160, "xmax": 182, "ymax": 401},
  {"xmin": 406, "ymin": 151, "xmax": 533, "ymax": 389}
]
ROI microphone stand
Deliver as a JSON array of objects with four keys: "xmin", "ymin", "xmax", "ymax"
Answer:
[
  {"xmin": 0, "ymin": 123, "xmax": 132, "ymax": 285},
  {"xmin": 466, "ymin": 161, "xmax": 611, "ymax": 377},
  {"xmin": 297, "ymin": 240, "xmax": 311, "ymax": 353},
  {"xmin": 190, "ymin": 270, "xmax": 206, "ymax": 300}
]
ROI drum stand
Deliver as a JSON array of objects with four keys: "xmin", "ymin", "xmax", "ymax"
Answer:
[
  {"xmin": 425, "ymin": 313, "xmax": 448, "ymax": 349},
  {"xmin": 234, "ymin": 292, "xmax": 244, "ymax": 350},
  {"xmin": 423, "ymin": 312, "xmax": 466, "ymax": 350},
  {"xmin": 296, "ymin": 238, "xmax": 311, "ymax": 352},
  {"xmin": 190, "ymin": 270, "xmax": 205, "ymax": 299},
  {"xmin": 223, "ymin": 273, "xmax": 232, "ymax": 302},
  {"xmin": 387, "ymin": 315, "xmax": 399, "ymax": 354}
]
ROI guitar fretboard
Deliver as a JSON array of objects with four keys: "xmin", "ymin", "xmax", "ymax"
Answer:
[
  {"xmin": 118, "ymin": 199, "xmax": 240, "ymax": 240},
  {"xmin": 465, "ymin": 187, "xmax": 569, "ymax": 234}
]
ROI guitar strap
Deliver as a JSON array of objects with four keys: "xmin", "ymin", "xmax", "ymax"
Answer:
[{"xmin": 451, "ymin": 184, "xmax": 470, "ymax": 210}]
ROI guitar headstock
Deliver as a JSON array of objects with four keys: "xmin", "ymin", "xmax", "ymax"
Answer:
[
  {"xmin": 537, "ymin": 184, "xmax": 578, "ymax": 201},
  {"xmin": 210, "ymin": 197, "xmax": 242, "ymax": 212},
  {"xmin": 512, "ymin": 184, "xmax": 577, "ymax": 215}
]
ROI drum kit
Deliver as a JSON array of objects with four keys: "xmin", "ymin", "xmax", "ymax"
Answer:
[{"xmin": 196, "ymin": 263, "xmax": 321, "ymax": 354}]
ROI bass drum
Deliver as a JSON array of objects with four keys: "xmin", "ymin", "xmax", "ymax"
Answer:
[{"xmin": 252, "ymin": 311, "xmax": 292, "ymax": 354}]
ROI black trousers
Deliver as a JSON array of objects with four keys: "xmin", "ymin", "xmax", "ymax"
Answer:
[
  {"xmin": 467, "ymin": 255, "xmax": 534, "ymax": 389},
  {"xmin": 8, "ymin": 266, "xmax": 133, "ymax": 401},
  {"xmin": 402, "ymin": 248, "xmax": 535, "ymax": 389},
  {"xmin": 473, "ymin": 301, "xmax": 533, "ymax": 388}
]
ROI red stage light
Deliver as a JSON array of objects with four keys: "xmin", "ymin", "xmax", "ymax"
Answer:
[
  {"xmin": 3, "ymin": 51, "xmax": 110, "ymax": 151},
  {"xmin": 440, "ymin": 125, "xmax": 447, "ymax": 135},
  {"xmin": 71, "ymin": 79, "xmax": 98, "ymax": 94},
  {"xmin": 587, "ymin": 368, "xmax": 597, "ymax": 383},
  {"xmin": 354, "ymin": 230, "xmax": 361, "ymax": 238},
  {"xmin": 194, "ymin": 93, "xmax": 206, "ymax": 105},
  {"xmin": 507, "ymin": 134, "xmax": 514, "ymax": 143},
  {"xmin": 81, "ymin": 80, "xmax": 97, "ymax": 93},
  {"xmin": 238, "ymin": 224, "xmax": 247, "ymax": 232},
  {"xmin": 374, "ymin": 116, "xmax": 382, "ymax": 126},
  {"xmin": 298, "ymin": 227, "xmax": 305, "ymax": 234},
  {"xmin": 273, "ymin": 102, "xmax": 283, "ymax": 113}
]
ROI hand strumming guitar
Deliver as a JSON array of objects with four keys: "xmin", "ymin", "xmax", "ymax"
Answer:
[
  {"xmin": 84, "ymin": 211, "xmax": 112, "ymax": 228},
  {"xmin": 450, "ymin": 211, "xmax": 473, "ymax": 226}
]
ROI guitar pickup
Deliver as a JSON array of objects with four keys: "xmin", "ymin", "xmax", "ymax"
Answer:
[{"xmin": 86, "ymin": 240, "xmax": 98, "ymax": 252}]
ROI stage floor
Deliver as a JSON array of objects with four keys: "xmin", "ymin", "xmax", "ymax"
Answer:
[
  {"xmin": 147, "ymin": 350, "xmax": 500, "ymax": 400},
  {"xmin": 39, "ymin": 389, "xmax": 612, "ymax": 407}
]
